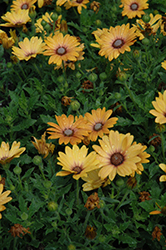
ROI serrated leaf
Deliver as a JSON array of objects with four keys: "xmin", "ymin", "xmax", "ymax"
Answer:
[{"xmin": 28, "ymin": 198, "xmax": 45, "ymax": 217}]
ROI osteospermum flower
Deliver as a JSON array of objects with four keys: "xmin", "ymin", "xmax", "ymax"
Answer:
[
  {"xmin": 35, "ymin": 12, "xmax": 62, "ymax": 34},
  {"xmin": 47, "ymin": 114, "xmax": 90, "ymax": 145},
  {"xmin": 158, "ymin": 163, "xmax": 166, "ymax": 182},
  {"xmin": 56, "ymin": 144, "xmax": 99, "ymax": 180},
  {"xmin": 132, "ymin": 13, "xmax": 162, "ymax": 40},
  {"xmin": 12, "ymin": 36, "xmax": 45, "ymax": 61},
  {"xmin": 0, "ymin": 184, "xmax": 12, "ymax": 219},
  {"xmin": 11, "ymin": 0, "xmax": 37, "ymax": 11},
  {"xmin": 93, "ymin": 130, "xmax": 143, "ymax": 181},
  {"xmin": 119, "ymin": 0, "xmax": 149, "ymax": 19},
  {"xmin": 0, "ymin": 141, "xmax": 26, "ymax": 165},
  {"xmin": 82, "ymin": 169, "xmax": 110, "ymax": 191},
  {"xmin": 161, "ymin": 61, "xmax": 166, "ymax": 70},
  {"xmin": 43, "ymin": 32, "xmax": 83, "ymax": 66},
  {"xmin": 0, "ymin": 9, "xmax": 31, "ymax": 27},
  {"xmin": 92, "ymin": 24, "xmax": 137, "ymax": 62},
  {"xmin": 56, "ymin": 0, "xmax": 69, "ymax": 5},
  {"xmin": 85, "ymin": 108, "xmax": 118, "ymax": 142},
  {"xmin": 0, "ymin": 30, "xmax": 15, "ymax": 49},
  {"xmin": 32, "ymin": 132, "xmax": 55, "ymax": 158},
  {"xmin": 64, "ymin": 0, "xmax": 90, "ymax": 14},
  {"xmin": 149, "ymin": 90, "xmax": 166, "ymax": 124}
]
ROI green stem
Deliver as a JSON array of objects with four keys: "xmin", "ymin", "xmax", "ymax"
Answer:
[
  {"xmin": 160, "ymin": 133, "xmax": 165, "ymax": 162},
  {"xmin": 39, "ymin": 163, "xmax": 46, "ymax": 180},
  {"xmin": 123, "ymin": 81, "xmax": 139, "ymax": 111},
  {"xmin": 18, "ymin": 174, "xmax": 23, "ymax": 191},
  {"xmin": 83, "ymin": 211, "xmax": 91, "ymax": 230},
  {"xmin": 18, "ymin": 62, "xmax": 26, "ymax": 79},
  {"xmin": 76, "ymin": 179, "xmax": 80, "ymax": 206},
  {"xmin": 115, "ymin": 190, "xmax": 130, "ymax": 213},
  {"xmin": 33, "ymin": 62, "xmax": 41, "ymax": 76}
]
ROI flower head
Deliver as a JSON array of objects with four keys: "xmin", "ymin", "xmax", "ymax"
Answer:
[
  {"xmin": 159, "ymin": 163, "xmax": 166, "ymax": 182},
  {"xmin": 11, "ymin": 0, "xmax": 37, "ymax": 11},
  {"xmin": 85, "ymin": 225, "xmax": 97, "ymax": 240},
  {"xmin": 0, "ymin": 9, "xmax": 31, "ymax": 27},
  {"xmin": 149, "ymin": 90, "xmax": 166, "ymax": 124},
  {"xmin": 133, "ymin": 13, "xmax": 162, "ymax": 40},
  {"xmin": 161, "ymin": 60, "xmax": 166, "ymax": 70},
  {"xmin": 82, "ymin": 169, "xmax": 110, "ymax": 191},
  {"xmin": 152, "ymin": 226, "xmax": 162, "ymax": 241},
  {"xmin": 32, "ymin": 132, "xmax": 55, "ymax": 158},
  {"xmin": 47, "ymin": 114, "xmax": 90, "ymax": 145},
  {"xmin": 0, "ymin": 141, "xmax": 26, "ymax": 165},
  {"xmin": 64, "ymin": 0, "xmax": 90, "ymax": 14},
  {"xmin": 43, "ymin": 32, "xmax": 83, "ymax": 66},
  {"xmin": 90, "ymin": 1, "xmax": 100, "ymax": 14},
  {"xmin": 56, "ymin": 144, "xmax": 99, "ymax": 180},
  {"xmin": 120, "ymin": 0, "xmax": 149, "ymax": 19},
  {"xmin": 85, "ymin": 108, "xmax": 118, "ymax": 142},
  {"xmin": 9, "ymin": 224, "xmax": 31, "ymax": 238},
  {"xmin": 138, "ymin": 191, "xmax": 151, "ymax": 202},
  {"xmin": 93, "ymin": 130, "xmax": 143, "ymax": 181},
  {"xmin": 92, "ymin": 24, "xmax": 137, "ymax": 62},
  {"xmin": 12, "ymin": 36, "xmax": 45, "ymax": 61},
  {"xmin": 0, "ymin": 184, "xmax": 12, "ymax": 219}
]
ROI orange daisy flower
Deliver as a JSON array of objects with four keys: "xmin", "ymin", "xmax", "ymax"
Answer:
[
  {"xmin": 43, "ymin": 32, "xmax": 83, "ymax": 66},
  {"xmin": 85, "ymin": 107, "xmax": 118, "ymax": 141},
  {"xmin": 64, "ymin": 0, "xmax": 90, "ymax": 14},
  {"xmin": 11, "ymin": 0, "xmax": 37, "ymax": 11},
  {"xmin": 47, "ymin": 114, "xmax": 90, "ymax": 145},
  {"xmin": 0, "ymin": 9, "xmax": 31, "ymax": 27},
  {"xmin": 119, "ymin": 0, "xmax": 149, "ymax": 19}
]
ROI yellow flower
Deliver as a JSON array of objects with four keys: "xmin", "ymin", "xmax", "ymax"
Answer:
[
  {"xmin": 12, "ymin": 36, "xmax": 45, "ymax": 61},
  {"xmin": 35, "ymin": 12, "xmax": 62, "ymax": 34},
  {"xmin": 92, "ymin": 23, "xmax": 137, "ymax": 62},
  {"xmin": 93, "ymin": 130, "xmax": 143, "ymax": 181},
  {"xmin": 159, "ymin": 163, "xmax": 166, "ymax": 182},
  {"xmin": 54, "ymin": 43, "xmax": 85, "ymax": 70},
  {"xmin": 161, "ymin": 60, "xmax": 166, "ymax": 70},
  {"xmin": 0, "ymin": 30, "xmax": 15, "ymax": 49},
  {"xmin": 85, "ymin": 107, "xmax": 118, "ymax": 142},
  {"xmin": 0, "ymin": 9, "xmax": 31, "ymax": 27},
  {"xmin": 149, "ymin": 90, "xmax": 166, "ymax": 124},
  {"xmin": 47, "ymin": 114, "xmax": 90, "ymax": 145},
  {"xmin": 132, "ymin": 13, "xmax": 162, "ymax": 40},
  {"xmin": 119, "ymin": 0, "xmax": 149, "ymax": 19},
  {"xmin": 0, "ymin": 141, "xmax": 26, "ymax": 165},
  {"xmin": 56, "ymin": 144, "xmax": 99, "ymax": 180},
  {"xmin": 64, "ymin": 0, "xmax": 90, "ymax": 14},
  {"xmin": 131, "ymin": 142, "xmax": 150, "ymax": 176},
  {"xmin": 11, "ymin": 0, "xmax": 37, "ymax": 11},
  {"xmin": 56, "ymin": 0, "xmax": 69, "ymax": 5},
  {"xmin": 32, "ymin": 132, "xmax": 55, "ymax": 158},
  {"xmin": 0, "ymin": 184, "xmax": 12, "ymax": 219},
  {"xmin": 43, "ymin": 32, "xmax": 83, "ymax": 66},
  {"xmin": 82, "ymin": 169, "xmax": 110, "ymax": 191}
]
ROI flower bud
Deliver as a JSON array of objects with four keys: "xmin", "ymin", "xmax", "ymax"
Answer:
[
  {"xmin": 76, "ymin": 71, "xmax": 82, "ymax": 78},
  {"xmin": 56, "ymin": 6, "xmax": 62, "ymax": 13},
  {"xmin": 9, "ymin": 184, "xmax": 15, "ymax": 191},
  {"xmin": 88, "ymin": 73, "xmax": 98, "ymax": 82},
  {"xmin": 43, "ymin": 180, "xmax": 52, "ymax": 189},
  {"xmin": 99, "ymin": 72, "xmax": 107, "ymax": 81},
  {"xmin": 148, "ymin": 145, "xmax": 155, "ymax": 152},
  {"xmin": 142, "ymin": 14, "xmax": 150, "ymax": 23},
  {"xmin": 41, "ymin": 20, "xmax": 47, "ymax": 27},
  {"xmin": 155, "ymin": 123, "xmax": 165, "ymax": 133},
  {"xmin": 117, "ymin": 71, "xmax": 128, "ymax": 81},
  {"xmin": 70, "ymin": 100, "xmax": 80, "ymax": 111},
  {"xmin": 33, "ymin": 155, "xmax": 42, "ymax": 165},
  {"xmin": 65, "ymin": 208, "xmax": 72, "ymax": 216},
  {"xmin": 95, "ymin": 19, "xmax": 102, "ymax": 27},
  {"xmin": 47, "ymin": 201, "xmax": 58, "ymax": 211},
  {"xmin": 142, "ymin": 38, "xmax": 150, "ymax": 45},
  {"xmin": 114, "ymin": 92, "xmax": 121, "ymax": 99},
  {"xmin": 133, "ymin": 49, "xmax": 141, "ymax": 59},
  {"xmin": 68, "ymin": 244, "xmax": 76, "ymax": 250},
  {"xmin": 21, "ymin": 212, "xmax": 28, "ymax": 220},
  {"xmin": 13, "ymin": 166, "xmax": 22, "ymax": 175},
  {"xmin": 57, "ymin": 75, "xmax": 65, "ymax": 83},
  {"xmin": 116, "ymin": 178, "xmax": 124, "ymax": 187},
  {"xmin": 52, "ymin": 221, "xmax": 57, "ymax": 228},
  {"xmin": 51, "ymin": 13, "xmax": 58, "ymax": 21}
]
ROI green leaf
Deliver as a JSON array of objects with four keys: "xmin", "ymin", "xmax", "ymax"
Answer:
[
  {"xmin": 28, "ymin": 198, "xmax": 45, "ymax": 217},
  {"xmin": 118, "ymin": 234, "xmax": 137, "ymax": 248}
]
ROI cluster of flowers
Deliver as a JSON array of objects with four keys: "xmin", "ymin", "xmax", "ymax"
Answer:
[{"xmin": 1, "ymin": 0, "xmax": 166, "ymax": 70}]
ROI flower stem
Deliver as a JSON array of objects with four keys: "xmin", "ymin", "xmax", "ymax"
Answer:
[
  {"xmin": 76, "ymin": 179, "xmax": 80, "ymax": 206},
  {"xmin": 160, "ymin": 133, "xmax": 165, "ymax": 162},
  {"xmin": 83, "ymin": 210, "xmax": 91, "ymax": 230},
  {"xmin": 123, "ymin": 81, "xmax": 139, "ymax": 111}
]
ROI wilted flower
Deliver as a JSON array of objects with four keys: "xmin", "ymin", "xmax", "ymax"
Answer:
[
  {"xmin": 32, "ymin": 132, "xmax": 55, "ymax": 158},
  {"xmin": 61, "ymin": 96, "xmax": 73, "ymax": 106},
  {"xmin": 0, "ymin": 184, "xmax": 12, "ymax": 219},
  {"xmin": 149, "ymin": 133, "xmax": 161, "ymax": 149},
  {"xmin": 56, "ymin": 144, "xmax": 99, "ymax": 180},
  {"xmin": 84, "ymin": 192, "xmax": 100, "ymax": 210},
  {"xmin": 0, "ymin": 30, "xmax": 15, "ymax": 49},
  {"xmin": 139, "ymin": 191, "xmax": 151, "ymax": 202},
  {"xmin": 85, "ymin": 225, "xmax": 97, "ymax": 240},
  {"xmin": 0, "ymin": 176, "xmax": 5, "ymax": 186},
  {"xmin": 9, "ymin": 224, "xmax": 31, "ymax": 238},
  {"xmin": 81, "ymin": 80, "xmax": 93, "ymax": 93},
  {"xmin": 90, "ymin": 1, "xmax": 100, "ymax": 14},
  {"xmin": 127, "ymin": 176, "xmax": 137, "ymax": 188},
  {"xmin": 0, "ymin": 141, "xmax": 26, "ymax": 165},
  {"xmin": 152, "ymin": 226, "xmax": 162, "ymax": 241}
]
